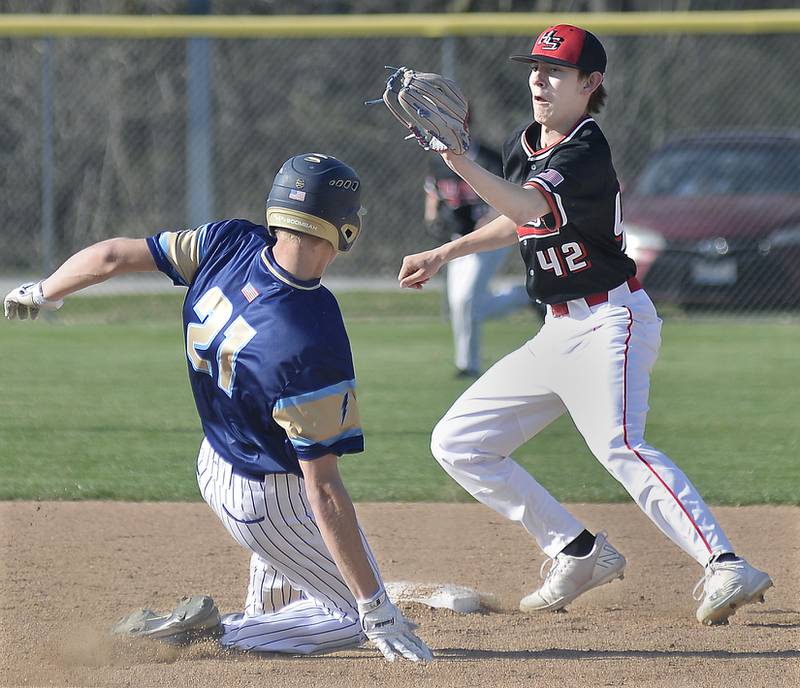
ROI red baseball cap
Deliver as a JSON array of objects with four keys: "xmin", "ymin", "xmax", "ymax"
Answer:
[{"xmin": 510, "ymin": 24, "xmax": 607, "ymax": 74}]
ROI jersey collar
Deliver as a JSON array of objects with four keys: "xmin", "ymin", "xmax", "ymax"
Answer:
[
  {"xmin": 261, "ymin": 246, "xmax": 322, "ymax": 291},
  {"xmin": 521, "ymin": 114, "xmax": 593, "ymax": 160}
]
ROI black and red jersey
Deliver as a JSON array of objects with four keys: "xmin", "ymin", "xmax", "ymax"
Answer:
[
  {"xmin": 425, "ymin": 142, "xmax": 503, "ymax": 237},
  {"xmin": 502, "ymin": 115, "xmax": 636, "ymax": 304}
]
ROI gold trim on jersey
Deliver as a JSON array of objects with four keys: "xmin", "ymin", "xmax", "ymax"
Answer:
[
  {"xmin": 273, "ymin": 390, "xmax": 362, "ymax": 448},
  {"xmin": 165, "ymin": 229, "xmax": 202, "ymax": 284}
]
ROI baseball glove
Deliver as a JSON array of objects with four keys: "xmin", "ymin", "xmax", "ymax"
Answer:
[{"xmin": 377, "ymin": 67, "xmax": 470, "ymax": 155}]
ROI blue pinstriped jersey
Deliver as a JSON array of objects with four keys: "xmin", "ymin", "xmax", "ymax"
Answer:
[{"xmin": 147, "ymin": 219, "xmax": 364, "ymax": 477}]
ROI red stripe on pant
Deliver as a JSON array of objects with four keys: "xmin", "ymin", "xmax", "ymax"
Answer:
[{"xmin": 621, "ymin": 307, "xmax": 712, "ymax": 555}]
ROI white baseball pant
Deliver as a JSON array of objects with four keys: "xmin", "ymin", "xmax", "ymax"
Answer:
[
  {"xmin": 196, "ymin": 439, "xmax": 379, "ymax": 653},
  {"xmin": 431, "ymin": 280, "xmax": 734, "ymax": 566},
  {"xmin": 447, "ymin": 246, "xmax": 530, "ymax": 372}
]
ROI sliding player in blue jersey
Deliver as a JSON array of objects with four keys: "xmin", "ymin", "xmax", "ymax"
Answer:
[{"xmin": 4, "ymin": 153, "xmax": 432, "ymax": 663}]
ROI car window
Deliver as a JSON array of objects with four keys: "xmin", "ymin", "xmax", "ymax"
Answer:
[{"xmin": 634, "ymin": 142, "xmax": 800, "ymax": 197}]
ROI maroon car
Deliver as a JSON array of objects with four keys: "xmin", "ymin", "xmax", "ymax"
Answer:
[{"xmin": 622, "ymin": 132, "xmax": 800, "ymax": 309}]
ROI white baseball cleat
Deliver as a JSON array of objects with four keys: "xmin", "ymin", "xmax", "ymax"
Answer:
[
  {"xmin": 693, "ymin": 558, "xmax": 773, "ymax": 626},
  {"xmin": 519, "ymin": 532, "xmax": 626, "ymax": 613},
  {"xmin": 112, "ymin": 595, "xmax": 222, "ymax": 644}
]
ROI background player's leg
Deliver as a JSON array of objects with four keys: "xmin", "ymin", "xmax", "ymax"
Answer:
[
  {"xmin": 245, "ymin": 553, "xmax": 303, "ymax": 617},
  {"xmin": 196, "ymin": 441, "xmax": 368, "ymax": 653},
  {"xmin": 447, "ymin": 253, "xmax": 481, "ymax": 374},
  {"xmin": 474, "ymin": 246, "xmax": 530, "ymax": 321},
  {"xmin": 431, "ymin": 337, "xmax": 585, "ymax": 558},
  {"xmin": 561, "ymin": 294, "xmax": 733, "ymax": 565},
  {"xmin": 448, "ymin": 249, "xmax": 530, "ymax": 375}
]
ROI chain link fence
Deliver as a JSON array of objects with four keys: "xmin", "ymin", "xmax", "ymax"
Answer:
[{"xmin": 2, "ymin": 24, "xmax": 799, "ymax": 310}]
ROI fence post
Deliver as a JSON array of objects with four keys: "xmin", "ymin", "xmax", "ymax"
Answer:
[
  {"xmin": 41, "ymin": 37, "xmax": 55, "ymax": 275},
  {"xmin": 438, "ymin": 35, "xmax": 458, "ymax": 320},
  {"xmin": 186, "ymin": 0, "xmax": 213, "ymax": 228},
  {"xmin": 441, "ymin": 34, "xmax": 457, "ymax": 80}
]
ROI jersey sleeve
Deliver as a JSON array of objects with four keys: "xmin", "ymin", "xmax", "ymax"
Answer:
[
  {"xmin": 272, "ymin": 368, "xmax": 364, "ymax": 460},
  {"xmin": 523, "ymin": 135, "xmax": 611, "ymax": 234},
  {"xmin": 146, "ymin": 223, "xmax": 216, "ymax": 286}
]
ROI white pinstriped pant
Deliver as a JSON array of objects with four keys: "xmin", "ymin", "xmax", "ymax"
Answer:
[
  {"xmin": 431, "ymin": 282, "xmax": 734, "ymax": 567},
  {"xmin": 196, "ymin": 439, "xmax": 378, "ymax": 654}
]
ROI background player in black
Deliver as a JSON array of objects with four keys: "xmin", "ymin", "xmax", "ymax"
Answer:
[
  {"xmin": 398, "ymin": 25, "xmax": 771, "ymax": 625},
  {"xmin": 424, "ymin": 128, "xmax": 528, "ymax": 377}
]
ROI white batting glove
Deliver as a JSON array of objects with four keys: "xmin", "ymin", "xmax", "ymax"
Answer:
[
  {"xmin": 357, "ymin": 589, "xmax": 433, "ymax": 663},
  {"xmin": 3, "ymin": 281, "xmax": 63, "ymax": 321}
]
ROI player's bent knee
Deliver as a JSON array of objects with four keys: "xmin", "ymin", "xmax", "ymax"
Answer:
[
  {"xmin": 430, "ymin": 420, "xmax": 451, "ymax": 462},
  {"xmin": 430, "ymin": 416, "xmax": 466, "ymax": 466},
  {"xmin": 431, "ymin": 417, "xmax": 504, "ymax": 474}
]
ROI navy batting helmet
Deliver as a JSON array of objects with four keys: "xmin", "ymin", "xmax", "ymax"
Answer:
[{"xmin": 266, "ymin": 153, "xmax": 363, "ymax": 252}]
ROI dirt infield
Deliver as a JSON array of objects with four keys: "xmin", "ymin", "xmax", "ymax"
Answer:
[{"xmin": 1, "ymin": 502, "xmax": 797, "ymax": 688}]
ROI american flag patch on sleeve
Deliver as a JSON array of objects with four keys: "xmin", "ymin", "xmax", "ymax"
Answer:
[
  {"xmin": 535, "ymin": 169, "xmax": 565, "ymax": 187},
  {"xmin": 241, "ymin": 283, "xmax": 260, "ymax": 303}
]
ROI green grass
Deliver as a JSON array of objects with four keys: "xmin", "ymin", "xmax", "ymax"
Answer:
[{"xmin": 1, "ymin": 292, "xmax": 798, "ymax": 504}]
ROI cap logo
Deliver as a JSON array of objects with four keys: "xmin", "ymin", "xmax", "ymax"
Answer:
[
  {"xmin": 295, "ymin": 178, "xmax": 305, "ymax": 189},
  {"xmin": 538, "ymin": 29, "xmax": 564, "ymax": 51}
]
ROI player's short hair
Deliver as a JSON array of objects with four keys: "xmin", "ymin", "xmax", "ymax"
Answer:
[
  {"xmin": 580, "ymin": 71, "xmax": 607, "ymax": 114},
  {"xmin": 273, "ymin": 227, "xmax": 331, "ymax": 249}
]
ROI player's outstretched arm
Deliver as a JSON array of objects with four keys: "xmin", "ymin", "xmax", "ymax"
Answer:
[
  {"xmin": 398, "ymin": 214, "xmax": 518, "ymax": 289},
  {"xmin": 41, "ymin": 238, "xmax": 156, "ymax": 301},
  {"xmin": 4, "ymin": 238, "xmax": 156, "ymax": 320},
  {"xmin": 299, "ymin": 454, "xmax": 433, "ymax": 662},
  {"xmin": 441, "ymin": 151, "xmax": 550, "ymax": 227}
]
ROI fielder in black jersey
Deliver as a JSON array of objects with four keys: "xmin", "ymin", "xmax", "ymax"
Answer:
[
  {"xmin": 502, "ymin": 115, "xmax": 636, "ymax": 304},
  {"xmin": 399, "ymin": 24, "xmax": 772, "ymax": 627}
]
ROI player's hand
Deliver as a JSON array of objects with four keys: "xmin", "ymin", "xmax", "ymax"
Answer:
[
  {"xmin": 4, "ymin": 281, "xmax": 63, "ymax": 321},
  {"xmin": 358, "ymin": 590, "xmax": 433, "ymax": 663},
  {"xmin": 398, "ymin": 249, "xmax": 445, "ymax": 289}
]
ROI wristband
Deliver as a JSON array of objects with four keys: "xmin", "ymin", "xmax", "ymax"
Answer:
[
  {"xmin": 32, "ymin": 281, "xmax": 63, "ymax": 309},
  {"xmin": 32, "ymin": 282, "xmax": 48, "ymax": 307},
  {"xmin": 357, "ymin": 586, "xmax": 386, "ymax": 612}
]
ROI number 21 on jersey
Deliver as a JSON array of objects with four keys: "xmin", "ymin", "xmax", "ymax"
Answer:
[{"xmin": 186, "ymin": 287, "xmax": 256, "ymax": 397}]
